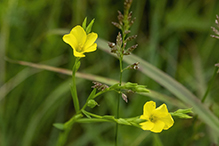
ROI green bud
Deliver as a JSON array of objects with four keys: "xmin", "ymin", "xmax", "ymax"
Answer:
[
  {"xmin": 102, "ymin": 115, "xmax": 116, "ymax": 121},
  {"xmin": 123, "ymin": 82, "xmax": 136, "ymax": 88},
  {"xmin": 126, "ymin": 116, "xmax": 146, "ymax": 124},
  {"xmin": 123, "ymin": 82, "xmax": 149, "ymax": 93},
  {"xmin": 117, "ymin": 118, "xmax": 131, "ymax": 125},
  {"xmin": 135, "ymin": 85, "xmax": 150, "ymax": 92},
  {"xmin": 170, "ymin": 108, "xmax": 193, "ymax": 119},
  {"xmin": 87, "ymin": 99, "xmax": 98, "ymax": 108}
]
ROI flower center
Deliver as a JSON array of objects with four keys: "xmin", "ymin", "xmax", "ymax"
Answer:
[
  {"xmin": 149, "ymin": 115, "xmax": 157, "ymax": 122},
  {"xmin": 77, "ymin": 43, "xmax": 84, "ymax": 52}
]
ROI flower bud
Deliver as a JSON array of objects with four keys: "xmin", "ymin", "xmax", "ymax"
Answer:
[
  {"xmin": 170, "ymin": 108, "xmax": 193, "ymax": 119},
  {"xmin": 87, "ymin": 99, "xmax": 98, "ymax": 108},
  {"xmin": 117, "ymin": 118, "xmax": 131, "ymax": 125}
]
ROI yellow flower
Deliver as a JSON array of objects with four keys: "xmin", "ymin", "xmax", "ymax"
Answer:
[
  {"xmin": 63, "ymin": 25, "xmax": 98, "ymax": 57},
  {"xmin": 140, "ymin": 101, "xmax": 174, "ymax": 133}
]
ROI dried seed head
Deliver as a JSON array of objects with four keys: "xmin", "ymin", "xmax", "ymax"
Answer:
[
  {"xmin": 112, "ymin": 22, "xmax": 122, "ymax": 29},
  {"xmin": 111, "ymin": 47, "xmax": 118, "ymax": 53},
  {"xmin": 92, "ymin": 81, "xmax": 109, "ymax": 91},
  {"xmin": 125, "ymin": 35, "xmax": 137, "ymax": 42},
  {"xmin": 116, "ymin": 32, "xmax": 123, "ymax": 47},
  {"xmin": 108, "ymin": 42, "xmax": 118, "ymax": 54},
  {"xmin": 122, "ymin": 93, "xmax": 128, "ymax": 103},
  {"xmin": 211, "ymin": 27, "xmax": 219, "ymax": 35},
  {"xmin": 117, "ymin": 11, "xmax": 124, "ymax": 23},
  {"xmin": 215, "ymin": 19, "xmax": 218, "ymax": 25},
  {"xmin": 123, "ymin": 50, "xmax": 131, "ymax": 55},
  {"xmin": 211, "ymin": 15, "xmax": 219, "ymax": 39},
  {"xmin": 211, "ymin": 35, "xmax": 219, "ymax": 39},
  {"xmin": 124, "ymin": 30, "xmax": 131, "ymax": 34},
  {"xmin": 108, "ymin": 42, "xmax": 116, "ymax": 48},
  {"xmin": 124, "ymin": 0, "xmax": 133, "ymax": 10},
  {"xmin": 128, "ymin": 11, "xmax": 133, "ymax": 21},
  {"xmin": 129, "ymin": 17, "xmax": 136, "ymax": 26},
  {"xmin": 129, "ymin": 62, "xmax": 140, "ymax": 70},
  {"xmin": 123, "ymin": 42, "xmax": 127, "ymax": 48},
  {"xmin": 127, "ymin": 44, "xmax": 138, "ymax": 52}
]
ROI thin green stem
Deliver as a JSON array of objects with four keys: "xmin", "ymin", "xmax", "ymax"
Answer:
[
  {"xmin": 56, "ymin": 127, "xmax": 71, "ymax": 146},
  {"xmin": 115, "ymin": 57, "xmax": 123, "ymax": 146},
  {"xmin": 201, "ymin": 66, "xmax": 218, "ymax": 103},
  {"xmin": 71, "ymin": 57, "xmax": 80, "ymax": 113},
  {"xmin": 56, "ymin": 114, "xmax": 82, "ymax": 146},
  {"xmin": 115, "ymin": 95, "xmax": 120, "ymax": 146}
]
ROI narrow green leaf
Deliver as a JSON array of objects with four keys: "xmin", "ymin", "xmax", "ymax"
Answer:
[
  {"xmin": 88, "ymin": 88, "xmax": 96, "ymax": 100},
  {"xmin": 81, "ymin": 110, "xmax": 91, "ymax": 119},
  {"xmin": 53, "ymin": 123, "xmax": 64, "ymax": 130},
  {"xmin": 82, "ymin": 17, "xmax": 87, "ymax": 30},
  {"xmin": 86, "ymin": 18, "xmax": 95, "ymax": 34},
  {"xmin": 70, "ymin": 84, "xmax": 80, "ymax": 113}
]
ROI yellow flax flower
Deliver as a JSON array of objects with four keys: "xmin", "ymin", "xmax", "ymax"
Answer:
[
  {"xmin": 140, "ymin": 101, "xmax": 174, "ymax": 133},
  {"xmin": 63, "ymin": 25, "xmax": 98, "ymax": 57}
]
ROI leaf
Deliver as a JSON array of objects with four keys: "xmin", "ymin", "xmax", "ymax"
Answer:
[
  {"xmin": 53, "ymin": 123, "xmax": 64, "ymax": 130},
  {"xmin": 86, "ymin": 18, "xmax": 95, "ymax": 34},
  {"xmin": 82, "ymin": 17, "xmax": 87, "ymax": 30},
  {"xmin": 88, "ymin": 88, "xmax": 96, "ymax": 100}
]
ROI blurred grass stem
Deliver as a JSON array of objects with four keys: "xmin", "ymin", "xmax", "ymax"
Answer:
[{"xmin": 201, "ymin": 66, "xmax": 218, "ymax": 103}]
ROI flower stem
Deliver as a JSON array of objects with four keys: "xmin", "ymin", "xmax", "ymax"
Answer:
[
  {"xmin": 115, "ymin": 57, "xmax": 123, "ymax": 146},
  {"xmin": 56, "ymin": 114, "xmax": 82, "ymax": 146},
  {"xmin": 71, "ymin": 57, "xmax": 80, "ymax": 113}
]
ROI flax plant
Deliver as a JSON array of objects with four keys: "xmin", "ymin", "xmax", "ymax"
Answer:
[
  {"xmin": 53, "ymin": 1, "xmax": 192, "ymax": 146},
  {"xmin": 54, "ymin": 17, "xmax": 150, "ymax": 146}
]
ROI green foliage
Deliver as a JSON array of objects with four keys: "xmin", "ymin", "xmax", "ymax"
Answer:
[{"xmin": 1, "ymin": 0, "xmax": 219, "ymax": 146}]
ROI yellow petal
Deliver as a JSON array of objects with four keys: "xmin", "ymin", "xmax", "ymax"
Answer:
[
  {"xmin": 73, "ymin": 49, "xmax": 85, "ymax": 57},
  {"xmin": 156, "ymin": 104, "xmax": 168, "ymax": 113},
  {"xmin": 140, "ymin": 115, "xmax": 149, "ymax": 120},
  {"xmin": 63, "ymin": 34, "xmax": 78, "ymax": 50},
  {"xmin": 162, "ymin": 114, "xmax": 174, "ymax": 130},
  {"xmin": 70, "ymin": 25, "xmax": 87, "ymax": 46},
  {"xmin": 143, "ymin": 101, "xmax": 156, "ymax": 117},
  {"xmin": 83, "ymin": 43, "xmax": 97, "ymax": 53},
  {"xmin": 140, "ymin": 121, "xmax": 154, "ymax": 130},
  {"xmin": 151, "ymin": 120, "xmax": 165, "ymax": 133},
  {"xmin": 154, "ymin": 104, "xmax": 169, "ymax": 118},
  {"xmin": 84, "ymin": 32, "xmax": 98, "ymax": 49}
]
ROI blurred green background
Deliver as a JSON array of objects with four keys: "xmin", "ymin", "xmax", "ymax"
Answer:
[{"xmin": 1, "ymin": 0, "xmax": 219, "ymax": 146}]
